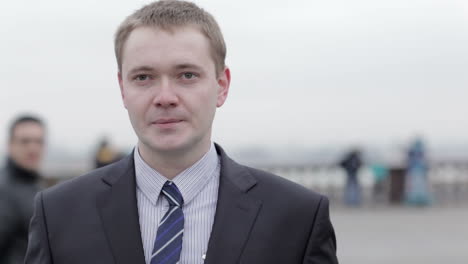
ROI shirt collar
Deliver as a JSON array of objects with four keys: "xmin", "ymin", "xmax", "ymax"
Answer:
[{"xmin": 134, "ymin": 143, "xmax": 219, "ymax": 206}]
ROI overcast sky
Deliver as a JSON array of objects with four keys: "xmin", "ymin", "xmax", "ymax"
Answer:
[{"xmin": 1, "ymin": 0, "xmax": 467, "ymax": 153}]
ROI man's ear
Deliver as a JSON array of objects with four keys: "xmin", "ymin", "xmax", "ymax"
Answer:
[
  {"xmin": 118, "ymin": 72, "xmax": 127, "ymax": 109},
  {"xmin": 216, "ymin": 67, "xmax": 231, "ymax": 107}
]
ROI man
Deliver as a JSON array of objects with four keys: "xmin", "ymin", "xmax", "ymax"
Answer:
[
  {"xmin": 339, "ymin": 149, "xmax": 363, "ymax": 206},
  {"xmin": 25, "ymin": 1, "xmax": 338, "ymax": 263},
  {"xmin": 0, "ymin": 115, "xmax": 46, "ymax": 264}
]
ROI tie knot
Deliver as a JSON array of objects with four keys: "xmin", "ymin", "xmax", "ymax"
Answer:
[{"xmin": 161, "ymin": 181, "xmax": 184, "ymax": 207}]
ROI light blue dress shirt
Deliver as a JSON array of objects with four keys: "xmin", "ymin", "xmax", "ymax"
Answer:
[{"xmin": 134, "ymin": 143, "xmax": 220, "ymax": 264}]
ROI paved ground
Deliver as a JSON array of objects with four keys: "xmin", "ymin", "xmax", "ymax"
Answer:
[{"xmin": 331, "ymin": 205, "xmax": 468, "ymax": 264}]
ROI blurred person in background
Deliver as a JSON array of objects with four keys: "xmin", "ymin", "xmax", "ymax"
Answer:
[
  {"xmin": 25, "ymin": 1, "xmax": 338, "ymax": 263},
  {"xmin": 405, "ymin": 138, "xmax": 432, "ymax": 206},
  {"xmin": 370, "ymin": 162, "xmax": 389, "ymax": 204},
  {"xmin": 0, "ymin": 115, "xmax": 46, "ymax": 264},
  {"xmin": 94, "ymin": 137, "xmax": 119, "ymax": 168},
  {"xmin": 340, "ymin": 148, "xmax": 363, "ymax": 206}
]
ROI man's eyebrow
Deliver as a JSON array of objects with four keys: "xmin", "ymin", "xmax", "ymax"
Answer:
[
  {"xmin": 128, "ymin": 66, "xmax": 155, "ymax": 75},
  {"xmin": 174, "ymin": 63, "xmax": 204, "ymax": 71}
]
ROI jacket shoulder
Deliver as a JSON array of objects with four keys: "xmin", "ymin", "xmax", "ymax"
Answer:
[
  {"xmin": 242, "ymin": 165, "xmax": 326, "ymax": 210},
  {"xmin": 41, "ymin": 157, "xmax": 131, "ymax": 203}
]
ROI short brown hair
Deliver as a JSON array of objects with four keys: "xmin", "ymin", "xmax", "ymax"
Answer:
[{"xmin": 114, "ymin": 0, "xmax": 226, "ymax": 75}]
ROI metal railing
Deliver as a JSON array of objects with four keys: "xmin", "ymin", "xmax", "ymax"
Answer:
[{"xmin": 261, "ymin": 162, "xmax": 468, "ymax": 206}]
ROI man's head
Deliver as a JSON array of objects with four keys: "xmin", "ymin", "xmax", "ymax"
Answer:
[
  {"xmin": 115, "ymin": 0, "xmax": 226, "ymax": 76},
  {"xmin": 115, "ymin": 0, "xmax": 230, "ymax": 157},
  {"xmin": 8, "ymin": 115, "xmax": 46, "ymax": 171}
]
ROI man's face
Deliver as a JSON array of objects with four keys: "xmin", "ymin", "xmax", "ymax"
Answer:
[
  {"xmin": 8, "ymin": 122, "xmax": 45, "ymax": 171},
  {"xmin": 119, "ymin": 26, "xmax": 230, "ymax": 155}
]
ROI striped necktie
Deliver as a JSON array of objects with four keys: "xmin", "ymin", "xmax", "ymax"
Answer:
[{"xmin": 150, "ymin": 181, "xmax": 184, "ymax": 264}]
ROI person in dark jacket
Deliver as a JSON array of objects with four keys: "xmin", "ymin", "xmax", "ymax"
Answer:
[
  {"xmin": 340, "ymin": 149, "xmax": 363, "ymax": 206},
  {"xmin": 0, "ymin": 115, "xmax": 46, "ymax": 264},
  {"xmin": 25, "ymin": 1, "xmax": 338, "ymax": 263}
]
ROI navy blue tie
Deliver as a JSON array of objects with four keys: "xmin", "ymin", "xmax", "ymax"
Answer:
[{"xmin": 150, "ymin": 181, "xmax": 184, "ymax": 264}]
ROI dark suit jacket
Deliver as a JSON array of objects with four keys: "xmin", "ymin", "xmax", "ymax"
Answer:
[
  {"xmin": 0, "ymin": 164, "xmax": 40, "ymax": 264},
  {"xmin": 25, "ymin": 145, "xmax": 338, "ymax": 263}
]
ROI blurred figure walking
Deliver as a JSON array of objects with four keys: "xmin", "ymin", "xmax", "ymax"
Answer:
[
  {"xmin": 370, "ymin": 162, "xmax": 389, "ymax": 204},
  {"xmin": 340, "ymin": 149, "xmax": 363, "ymax": 206},
  {"xmin": 0, "ymin": 115, "xmax": 46, "ymax": 264},
  {"xmin": 94, "ymin": 137, "xmax": 119, "ymax": 168},
  {"xmin": 405, "ymin": 138, "xmax": 432, "ymax": 206}
]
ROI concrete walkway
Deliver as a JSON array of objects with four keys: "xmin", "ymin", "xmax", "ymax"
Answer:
[{"xmin": 331, "ymin": 206, "xmax": 468, "ymax": 264}]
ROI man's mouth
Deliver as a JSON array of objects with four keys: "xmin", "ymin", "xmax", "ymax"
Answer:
[
  {"xmin": 153, "ymin": 118, "xmax": 182, "ymax": 124},
  {"xmin": 152, "ymin": 119, "xmax": 184, "ymax": 128}
]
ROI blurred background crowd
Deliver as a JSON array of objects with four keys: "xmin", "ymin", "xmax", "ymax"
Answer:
[{"xmin": 4, "ymin": 114, "xmax": 464, "ymax": 209}]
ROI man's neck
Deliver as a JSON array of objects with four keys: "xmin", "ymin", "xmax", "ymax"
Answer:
[{"xmin": 137, "ymin": 141, "xmax": 212, "ymax": 180}]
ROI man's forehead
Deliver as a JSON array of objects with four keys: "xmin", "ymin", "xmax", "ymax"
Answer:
[
  {"xmin": 125, "ymin": 25, "xmax": 209, "ymax": 50},
  {"xmin": 13, "ymin": 122, "xmax": 44, "ymax": 136},
  {"xmin": 122, "ymin": 25, "xmax": 215, "ymax": 72}
]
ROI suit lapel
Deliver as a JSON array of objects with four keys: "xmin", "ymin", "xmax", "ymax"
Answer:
[
  {"xmin": 204, "ymin": 145, "xmax": 263, "ymax": 264},
  {"xmin": 97, "ymin": 153, "xmax": 146, "ymax": 264}
]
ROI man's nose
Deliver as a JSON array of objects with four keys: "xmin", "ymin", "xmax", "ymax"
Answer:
[{"xmin": 152, "ymin": 78, "xmax": 179, "ymax": 108}]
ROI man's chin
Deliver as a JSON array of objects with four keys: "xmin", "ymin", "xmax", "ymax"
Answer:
[
  {"xmin": 145, "ymin": 139, "xmax": 189, "ymax": 155},
  {"xmin": 140, "ymin": 133, "xmax": 207, "ymax": 156},
  {"xmin": 153, "ymin": 144, "xmax": 185, "ymax": 154}
]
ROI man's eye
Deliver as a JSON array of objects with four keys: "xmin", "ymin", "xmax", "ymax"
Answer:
[
  {"xmin": 135, "ymin": 74, "xmax": 150, "ymax": 81},
  {"xmin": 182, "ymin": 72, "xmax": 197, "ymax": 79}
]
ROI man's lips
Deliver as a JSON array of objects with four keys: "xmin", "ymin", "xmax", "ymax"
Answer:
[
  {"xmin": 152, "ymin": 119, "xmax": 183, "ymax": 127},
  {"xmin": 153, "ymin": 118, "xmax": 182, "ymax": 124}
]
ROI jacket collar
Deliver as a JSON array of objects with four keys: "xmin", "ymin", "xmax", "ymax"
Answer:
[
  {"xmin": 204, "ymin": 144, "xmax": 262, "ymax": 264},
  {"xmin": 98, "ymin": 152, "xmax": 146, "ymax": 264},
  {"xmin": 98, "ymin": 144, "xmax": 262, "ymax": 264}
]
